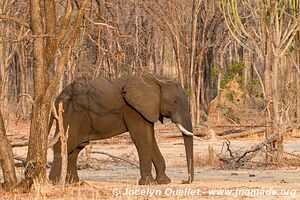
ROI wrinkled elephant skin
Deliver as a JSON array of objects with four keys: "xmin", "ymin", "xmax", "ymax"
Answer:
[{"xmin": 49, "ymin": 73, "xmax": 194, "ymax": 185}]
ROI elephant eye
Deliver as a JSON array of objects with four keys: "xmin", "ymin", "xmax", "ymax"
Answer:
[{"xmin": 174, "ymin": 99, "xmax": 178, "ymax": 103}]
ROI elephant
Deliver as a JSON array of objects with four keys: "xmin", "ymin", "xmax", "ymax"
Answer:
[{"xmin": 49, "ymin": 72, "xmax": 194, "ymax": 185}]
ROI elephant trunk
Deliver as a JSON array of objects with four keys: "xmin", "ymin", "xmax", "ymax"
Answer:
[{"xmin": 176, "ymin": 120, "xmax": 194, "ymax": 184}]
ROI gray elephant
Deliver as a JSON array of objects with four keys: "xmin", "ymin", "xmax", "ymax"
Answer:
[{"xmin": 49, "ymin": 73, "xmax": 194, "ymax": 185}]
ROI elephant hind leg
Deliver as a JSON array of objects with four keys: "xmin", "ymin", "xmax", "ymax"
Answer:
[
  {"xmin": 65, "ymin": 144, "xmax": 86, "ymax": 183},
  {"xmin": 49, "ymin": 139, "xmax": 63, "ymax": 183},
  {"xmin": 49, "ymin": 142, "xmax": 89, "ymax": 184}
]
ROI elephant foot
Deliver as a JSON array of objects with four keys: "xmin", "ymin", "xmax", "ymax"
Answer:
[
  {"xmin": 48, "ymin": 176, "xmax": 59, "ymax": 184},
  {"xmin": 138, "ymin": 176, "xmax": 156, "ymax": 185},
  {"xmin": 49, "ymin": 171, "xmax": 60, "ymax": 184},
  {"xmin": 66, "ymin": 174, "xmax": 80, "ymax": 184},
  {"xmin": 49, "ymin": 174, "xmax": 79, "ymax": 185},
  {"xmin": 181, "ymin": 178, "xmax": 193, "ymax": 184},
  {"xmin": 155, "ymin": 174, "xmax": 171, "ymax": 184}
]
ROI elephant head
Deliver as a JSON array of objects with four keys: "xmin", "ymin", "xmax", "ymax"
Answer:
[{"xmin": 122, "ymin": 73, "xmax": 194, "ymax": 183}]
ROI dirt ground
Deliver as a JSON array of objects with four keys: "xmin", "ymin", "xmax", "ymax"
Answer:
[{"xmin": 1, "ymin": 121, "xmax": 300, "ymax": 199}]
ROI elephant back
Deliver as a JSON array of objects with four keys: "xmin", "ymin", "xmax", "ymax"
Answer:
[{"xmin": 57, "ymin": 77, "xmax": 125, "ymax": 116}]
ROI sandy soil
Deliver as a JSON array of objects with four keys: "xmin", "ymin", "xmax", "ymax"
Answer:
[{"xmin": 1, "ymin": 122, "xmax": 300, "ymax": 199}]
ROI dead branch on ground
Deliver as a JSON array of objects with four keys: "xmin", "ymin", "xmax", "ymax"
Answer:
[
  {"xmin": 218, "ymin": 134, "xmax": 277, "ymax": 168},
  {"xmin": 283, "ymin": 151, "xmax": 300, "ymax": 160},
  {"xmin": 218, "ymin": 133, "xmax": 300, "ymax": 168},
  {"xmin": 14, "ymin": 156, "xmax": 27, "ymax": 165},
  {"xmin": 91, "ymin": 150, "xmax": 139, "ymax": 168},
  {"xmin": 13, "ymin": 154, "xmax": 52, "ymax": 168}
]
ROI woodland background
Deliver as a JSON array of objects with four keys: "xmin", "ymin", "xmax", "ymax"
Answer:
[{"xmin": 0, "ymin": 0, "xmax": 300, "ymax": 192}]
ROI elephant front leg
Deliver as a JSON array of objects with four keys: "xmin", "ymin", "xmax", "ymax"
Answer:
[
  {"xmin": 126, "ymin": 111, "xmax": 156, "ymax": 184},
  {"xmin": 137, "ymin": 150, "xmax": 155, "ymax": 185},
  {"xmin": 130, "ymin": 130, "xmax": 155, "ymax": 185},
  {"xmin": 151, "ymin": 137, "xmax": 171, "ymax": 184}
]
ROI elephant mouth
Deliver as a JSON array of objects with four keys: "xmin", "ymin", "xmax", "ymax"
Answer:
[{"xmin": 175, "ymin": 123, "xmax": 195, "ymax": 137}]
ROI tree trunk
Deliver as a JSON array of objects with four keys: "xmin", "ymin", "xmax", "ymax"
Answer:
[
  {"xmin": 259, "ymin": 1, "xmax": 274, "ymax": 162},
  {"xmin": 285, "ymin": 54, "xmax": 292, "ymax": 123},
  {"xmin": 297, "ymin": 69, "xmax": 300, "ymax": 125},
  {"xmin": 243, "ymin": 49, "xmax": 249, "ymax": 92},
  {"xmin": 296, "ymin": 32, "xmax": 300, "ymax": 125},
  {"xmin": 160, "ymin": 44, "xmax": 165, "ymax": 76},
  {"xmin": 26, "ymin": 99, "xmax": 52, "ymax": 176},
  {"xmin": 0, "ymin": 110, "xmax": 17, "ymax": 189},
  {"xmin": 24, "ymin": 0, "xmax": 48, "ymax": 183},
  {"xmin": 0, "ymin": 30, "xmax": 9, "ymax": 111},
  {"xmin": 189, "ymin": 0, "xmax": 200, "ymax": 125},
  {"xmin": 272, "ymin": 52, "xmax": 284, "ymax": 159},
  {"xmin": 17, "ymin": 41, "xmax": 29, "ymax": 120}
]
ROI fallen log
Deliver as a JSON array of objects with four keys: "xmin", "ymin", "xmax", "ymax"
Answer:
[
  {"xmin": 216, "ymin": 128, "xmax": 246, "ymax": 136},
  {"xmin": 11, "ymin": 141, "xmax": 29, "ymax": 148},
  {"xmin": 212, "ymin": 124, "xmax": 267, "ymax": 128},
  {"xmin": 218, "ymin": 127, "xmax": 265, "ymax": 139}
]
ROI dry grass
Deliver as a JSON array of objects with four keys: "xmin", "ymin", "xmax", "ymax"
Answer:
[
  {"xmin": 2, "ymin": 118, "xmax": 300, "ymax": 199},
  {"xmin": 194, "ymin": 152, "xmax": 220, "ymax": 168},
  {"xmin": 0, "ymin": 182, "xmax": 110, "ymax": 200},
  {"xmin": 0, "ymin": 180, "xmax": 127, "ymax": 200},
  {"xmin": 0, "ymin": 181, "xmax": 208, "ymax": 200}
]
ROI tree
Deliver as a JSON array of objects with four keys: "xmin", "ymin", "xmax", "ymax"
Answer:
[
  {"xmin": 221, "ymin": 0, "xmax": 300, "ymax": 159},
  {"xmin": 140, "ymin": 0, "xmax": 226, "ymax": 124},
  {"xmin": 0, "ymin": 110, "xmax": 16, "ymax": 189},
  {"xmin": 0, "ymin": 0, "xmax": 87, "ymax": 191},
  {"xmin": 189, "ymin": 0, "xmax": 224, "ymax": 124}
]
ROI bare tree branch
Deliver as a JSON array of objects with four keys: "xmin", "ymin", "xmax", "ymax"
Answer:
[{"xmin": 0, "ymin": 14, "xmax": 30, "ymax": 29}]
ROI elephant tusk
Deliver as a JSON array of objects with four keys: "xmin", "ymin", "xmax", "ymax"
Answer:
[{"xmin": 175, "ymin": 123, "xmax": 195, "ymax": 137}]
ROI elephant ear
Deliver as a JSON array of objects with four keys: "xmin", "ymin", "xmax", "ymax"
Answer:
[{"xmin": 122, "ymin": 75, "xmax": 160, "ymax": 123}]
